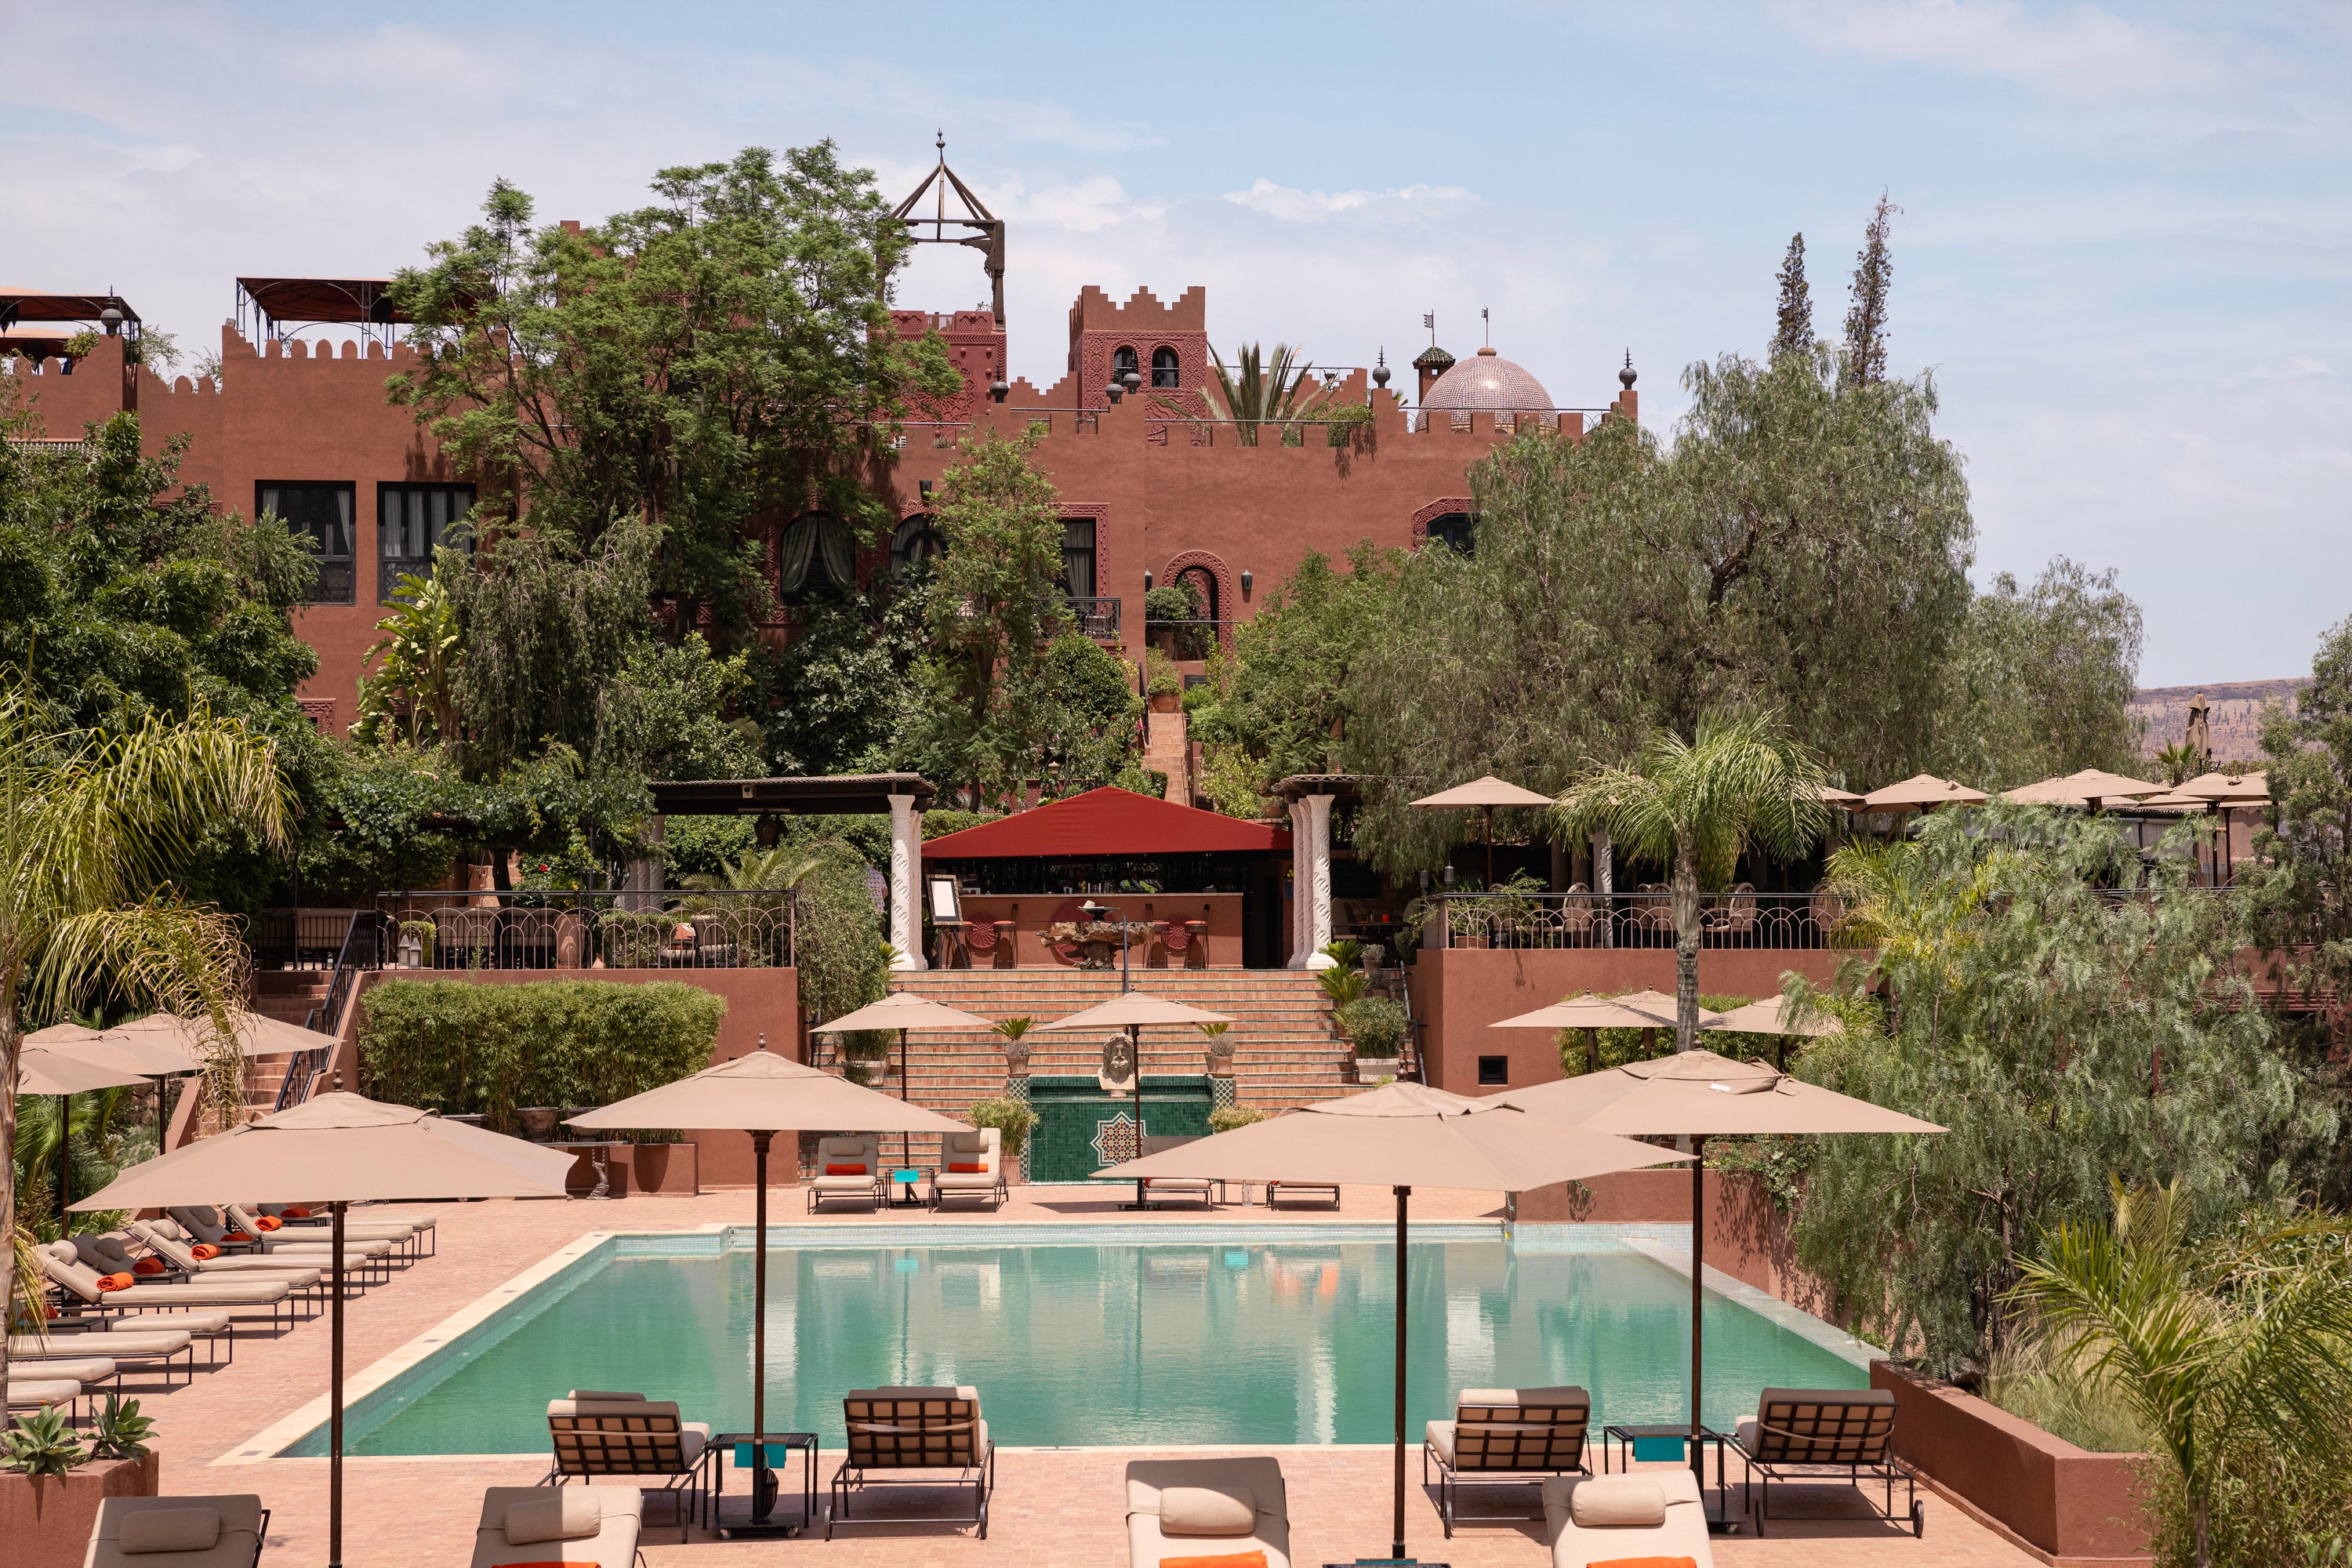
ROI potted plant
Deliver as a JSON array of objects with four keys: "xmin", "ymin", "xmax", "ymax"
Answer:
[
  {"xmin": 1198, "ymin": 1019, "xmax": 1235, "ymax": 1076},
  {"xmin": 1144, "ymin": 648, "xmax": 1182, "ymax": 713},
  {"xmin": 1, "ymin": 1401, "xmax": 159, "ymax": 1562},
  {"xmin": 1209, "ymin": 1103, "xmax": 1267, "ymax": 1134},
  {"xmin": 1334, "ymin": 996, "xmax": 1406, "ymax": 1076},
  {"xmin": 992, "ymin": 1017, "xmax": 1035, "ymax": 1085}
]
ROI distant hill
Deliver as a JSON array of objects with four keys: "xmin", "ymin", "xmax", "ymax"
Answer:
[{"xmin": 2132, "ymin": 679, "xmax": 2308, "ymax": 764}]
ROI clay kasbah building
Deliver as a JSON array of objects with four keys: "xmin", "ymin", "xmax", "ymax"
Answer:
[{"xmin": 2, "ymin": 151, "xmax": 1638, "ymax": 758}]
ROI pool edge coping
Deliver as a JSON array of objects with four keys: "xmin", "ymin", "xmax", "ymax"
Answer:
[{"xmin": 1624, "ymin": 1237, "xmax": 1887, "ymax": 1370}]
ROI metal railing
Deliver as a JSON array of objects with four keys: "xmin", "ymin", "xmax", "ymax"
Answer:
[
  {"xmin": 1068, "ymin": 596, "xmax": 1121, "ymax": 639},
  {"xmin": 374, "ymin": 889, "xmax": 794, "ymax": 971},
  {"xmin": 250, "ymin": 909, "xmax": 364, "ymax": 971},
  {"xmin": 281, "ymin": 910, "xmax": 394, "ymax": 1109},
  {"xmin": 1431, "ymin": 891, "xmax": 1852, "ymax": 951}
]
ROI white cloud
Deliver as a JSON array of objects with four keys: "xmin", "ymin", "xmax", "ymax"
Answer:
[
  {"xmin": 1777, "ymin": 0, "xmax": 2224, "ymax": 103},
  {"xmin": 1221, "ymin": 177, "xmax": 1476, "ymax": 224}
]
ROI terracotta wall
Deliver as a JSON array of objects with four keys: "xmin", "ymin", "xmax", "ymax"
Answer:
[
  {"xmin": 954, "ymin": 891, "xmax": 1243, "ymax": 967},
  {"xmin": 328, "ymin": 966, "xmax": 800, "ymax": 1188},
  {"xmin": 1411, "ymin": 948, "xmax": 1848, "ymax": 1095}
]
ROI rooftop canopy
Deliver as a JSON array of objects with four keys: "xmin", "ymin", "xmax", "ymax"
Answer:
[
  {"xmin": 235, "ymin": 277, "xmax": 411, "ymax": 328},
  {"xmin": 922, "ymin": 786, "xmax": 1290, "ymax": 858},
  {"xmin": 650, "ymin": 774, "xmax": 936, "ymax": 817},
  {"xmin": 0, "ymin": 289, "xmax": 142, "ymax": 329}
]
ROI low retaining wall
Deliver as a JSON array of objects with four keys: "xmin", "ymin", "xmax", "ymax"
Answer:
[
  {"xmin": 1872, "ymin": 1362, "xmax": 2153, "ymax": 1566},
  {"xmin": 0, "ymin": 1452, "xmax": 157, "ymax": 1564}
]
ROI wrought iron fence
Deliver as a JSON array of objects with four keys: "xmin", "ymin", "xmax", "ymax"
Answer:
[
  {"xmin": 1432, "ymin": 890, "xmax": 1853, "ymax": 951},
  {"xmin": 249, "ymin": 908, "xmax": 365, "ymax": 970},
  {"xmin": 373, "ymin": 890, "xmax": 794, "ymax": 971},
  {"xmin": 1068, "ymin": 596, "xmax": 1121, "ymax": 639}
]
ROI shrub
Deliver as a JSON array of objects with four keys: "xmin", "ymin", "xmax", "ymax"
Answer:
[
  {"xmin": 1334, "ymin": 996, "xmax": 1406, "ymax": 1057},
  {"xmin": 358, "ymin": 978, "xmax": 725, "ymax": 1137},
  {"xmin": 1210, "ymin": 1103, "xmax": 1269, "ymax": 1134},
  {"xmin": 1, "ymin": 1407, "xmax": 85, "ymax": 1475},
  {"xmin": 1316, "ymin": 964, "xmax": 1367, "ymax": 1007},
  {"xmin": 964, "ymin": 1097, "xmax": 1038, "ymax": 1156}
]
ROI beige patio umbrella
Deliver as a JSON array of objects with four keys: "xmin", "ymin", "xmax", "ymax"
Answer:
[
  {"xmin": 25, "ymin": 1021, "xmax": 205, "ymax": 1076},
  {"xmin": 1496, "ymin": 1050, "xmax": 1941, "ymax": 1490},
  {"xmin": 72, "ymin": 1092, "xmax": 575, "ymax": 1568},
  {"xmin": 1711, "ymin": 995, "xmax": 1836, "ymax": 1072},
  {"xmin": 568, "ymin": 1038, "xmax": 968, "ymax": 1537},
  {"xmin": 1411, "ymin": 775, "xmax": 1555, "ymax": 887},
  {"xmin": 2003, "ymin": 768, "xmax": 2166, "ymax": 808},
  {"xmin": 811, "ymin": 990, "xmax": 996, "ymax": 1168},
  {"xmin": 101, "ymin": 1010, "xmax": 341, "ymax": 1058},
  {"xmin": 1036, "ymin": 990, "xmax": 1236, "ymax": 1208},
  {"xmin": 1859, "ymin": 773, "xmax": 1988, "ymax": 815},
  {"xmin": 1097, "ymin": 1081, "xmax": 1687, "ymax": 1559},
  {"xmin": 1804, "ymin": 782, "xmax": 1866, "ymax": 809},
  {"xmin": 1490, "ymin": 990, "xmax": 1723, "ymax": 1074},
  {"xmin": 19, "ymin": 1037, "xmax": 173, "ymax": 1229},
  {"xmin": 2172, "ymin": 770, "xmax": 2270, "ymax": 885}
]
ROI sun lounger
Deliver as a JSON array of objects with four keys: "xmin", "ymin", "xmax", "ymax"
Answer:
[
  {"xmin": 1544, "ymin": 1469, "xmax": 1715, "ymax": 1568},
  {"xmin": 86, "ymin": 1494, "xmax": 267, "ymax": 1568},
  {"xmin": 1732, "ymin": 1386, "xmax": 1920, "ymax": 1536},
  {"xmin": 928, "ymin": 1128, "xmax": 1008, "ymax": 1211},
  {"xmin": 103, "ymin": 1228, "xmax": 327, "ymax": 1295},
  {"xmin": 1424, "ymin": 1385, "xmax": 1592, "ymax": 1534},
  {"xmin": 1125, "ymin": 1456, "xmax": 1291, "ymax": 1568},
  {"xmin": 1134, "ymin": 1134, "xmax": 1217, "ymax": 1209},
  {"xmin": 172, "ymin": 1206, "xmax": 419, "ymax": 1261},
  {"xmin": 87, "ymin": 1310, "xmax": 235, "ymax": 1367},
  {"xmin": 13, "ymin": 1328, "xmax": 194, "ymax": 1389},
  {"xmin": 41, "ymin": 1243, "xmax": 299, "ymax": 1334},
  {"xmin": 470, "ymin": 1485, "xmax": 644, "ymax": 1568},
  {"xmin": 253, "ymin": 1202, "xmax": 437, "ymax": 1254},
  {"xmin": 8, "ymin": 1377, "xmax": 86, "ymax": 1414},
  {"xmin": 831, "ymin": 1385, "xmax": 994, "ymax": 1539},
  {"xmin": 224, "ymin": 1203, "xmax": 421, "ymax": 1261},
  {"xmin": 806, "ymin": 1135, "xmax": 884, "ymax": 1213},
  {"xmin": 545, "ymin": 1392, "xmax": 709, "ymax": 1539}
]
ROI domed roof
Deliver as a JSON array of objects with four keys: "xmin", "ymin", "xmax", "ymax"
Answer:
[{"xmin": 1421, "ymin": 347, "xmax": 1552, "ymax": 413}]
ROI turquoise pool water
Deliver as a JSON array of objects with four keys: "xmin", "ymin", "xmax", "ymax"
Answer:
[{"xmin": 295, "ymin": 1230, "xmax": 1866, "ymax": 1456}]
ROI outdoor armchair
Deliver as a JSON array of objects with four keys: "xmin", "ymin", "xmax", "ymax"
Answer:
[
  {"xmin": 1423, "ymin": 1385, "xmax": 1592, "ymax": 1535},
  {"xmin": 471, "ymin": 1484, "xmax": 644, "ymax": 1568},
  {"xmin": 86, "ymin": 1494, "xmax": 268, "ymax": 1568},
  {"xmin": 1732, "ymin": 1386, "xmax": 1918, "ymax": 1536},
  {"xmin": 1124, "ymin": 1456, "xmax": 1291, "ymax": 1568},
  {"xmin": 929, "ymin": 1127, "xmax": 1008, "ymax": 1210},
  {"xmin": 544, "ymin": 1392, "xmax": 710, "ymax": 1540},
  {"xmin": 830, "ymin": 1385, "xmax": 994, "ymax": 1540},
  {"xmin": 805, "ymin": 1134, "xmax": 884, "ymax": 1213},
  {"xmin": 1543, "ymin": 1470, "xmax": 1715, "ymax": 1568}
]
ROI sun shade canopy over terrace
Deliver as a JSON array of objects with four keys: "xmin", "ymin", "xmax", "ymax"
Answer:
[
  {"xmin": 1489, "ymin": 991, "xmax": 1725, "ymax": 1031},
  {"xmin": 920, "ymin": 786, "xmax": 1290, "ymax": 857},
  {"xmin": 1408, "ymin": 776, "xmax": 1555, "ymax": 810},
  {"xmin": 1859, "ymin": 773, "xmax": 1988, "ymax": 813},
  {"xmin": 0, "ymin": 289, "xmax": 142, "ymax": 330},
  {"xmin": 2003, "ymin": 768, "xmax": 2166, "ymax": 808}
]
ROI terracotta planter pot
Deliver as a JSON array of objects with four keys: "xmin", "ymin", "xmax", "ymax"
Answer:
[
  {"xmin": 1150, "ymin": 691, "xmax": 1179, "ymax": 713},
  {"xmin": 0, "ymin": 1452, "xmax": 158, "ymax": 1564}
]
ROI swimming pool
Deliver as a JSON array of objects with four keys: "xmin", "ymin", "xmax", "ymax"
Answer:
[{"xmin": 281, "ymin": 1225, "xmax": 1872, "ymax": 1457}]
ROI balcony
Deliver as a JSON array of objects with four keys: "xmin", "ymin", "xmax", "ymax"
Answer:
[{"xmin": 1069, "ymin": 595, "xmax": 1120, "ymax": 640}]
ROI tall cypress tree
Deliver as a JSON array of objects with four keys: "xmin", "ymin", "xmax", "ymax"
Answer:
[
  {"xmin": 1770, "ymin": 234, "xmax": 1813, "ymax": 361},
  {"xmin": 1842, "ymin": 193, "xmax": 1900, "ymax": 388}
]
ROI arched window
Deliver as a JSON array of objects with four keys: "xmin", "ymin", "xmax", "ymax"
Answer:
[
  {"xmin": 779, "ymin": 510, "xmax": 855, "ymax": 598},
  {"xmin": 1424, "ymin": 512, "xmax": 1476, "ymax": 556},
  {"xmin": 1151, "ymin": 347, "xmax": 1180, "ymax": 388},
  {"xmin": 891, "ymin": 514, "xmax": 946, "ymax": 575},
  {"xmin": 1112, "ymin": 345, "xmax": 1139, "ymax": 383}
]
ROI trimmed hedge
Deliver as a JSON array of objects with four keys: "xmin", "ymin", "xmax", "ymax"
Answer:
[{"xmin": 358, "ymin": 979, "xmax": 726, "ymax": 1138}]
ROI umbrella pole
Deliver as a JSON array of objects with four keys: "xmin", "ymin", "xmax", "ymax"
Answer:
[
  {"xmin": 56, "ymin": 1094, "xmax": 70, "ymax": 1229},
  {"xmin": 329, "ymin": 1200, "xmax": 347, "ymax": 1568},
  {"xmin": 1484, "ymin": 807, "xmax": 1494, "ymax": 889},
  {"xmin": 1131, "ymin": 1025, "xmax": 1145, "ymax": 1210},
  {"xmin": 898, "ymin": 1028, "xmax": 910, "ymax": 1171},
  {"xmin": 1392, "ymin": 1182, "xmax": 1410, "ymax": 1561},
  {"xmin": 1689, "ymin": 1135, "xmax": 1708, "ymax": 1501},
  {"xmin": 752, "ymin": 1130, "xmax": 771, "ymax": 1524}
]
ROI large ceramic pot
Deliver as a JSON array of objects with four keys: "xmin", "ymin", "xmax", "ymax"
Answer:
[{"xmin": 517, "ymin": 1105, "xmax": 562, "ymax": 1142}]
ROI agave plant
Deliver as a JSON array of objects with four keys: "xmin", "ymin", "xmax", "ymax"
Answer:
[
  {"xmin": 1, "ymin": 1406, "xmax": 85, "ymax": 1476},
  {"xmin": 89, "ymin": 1393, "xmax": 153, "ymax": 1461}
]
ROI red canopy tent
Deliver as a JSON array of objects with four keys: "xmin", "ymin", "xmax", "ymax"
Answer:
[{"xmin": 921, "ymin": 786, "xmax": 1290, "ymax": 858}]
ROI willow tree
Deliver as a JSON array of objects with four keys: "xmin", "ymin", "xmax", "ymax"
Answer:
[
  {"xmin": 0, "ymin": 692, "xmax": 289, "ymax": 1393},
  {"xmin": 1348, "ymin": 349, "xmax": 1973, "ymax": 869}
]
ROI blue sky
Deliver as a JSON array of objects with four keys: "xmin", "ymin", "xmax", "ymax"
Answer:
[{"xmin": 8, "ymin": 2, "xmax": 2345, "ymax": 685}]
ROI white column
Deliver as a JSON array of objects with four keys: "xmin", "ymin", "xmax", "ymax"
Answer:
[
  {"xmin": 1286, "ymin": 798, "xmax": 1310, "ymax": 968},
  {"xmin": 1305, "ymin": 792, "xmax": 1337, "ymax": 968},
  {"xmin": 1593, "ymin": 829, "xmax": 1613, "ymax": 949},
  {"xmin": 887, "ymin": 793, "xmax": 926, "ymax": 971}
]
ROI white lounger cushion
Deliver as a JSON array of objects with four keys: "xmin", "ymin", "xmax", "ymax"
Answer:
[
  {"xmin": 1127, "ymin": 1457, "xmax": 1290, "ymax": 1568},
  {"xmin": 11, "ymin": 1356, "xmax": 114, "ymax": 1382},
  {"xmin": 1160, "ymin": 1484, "xmax": 1258, "ymax": 1536},
  {"xmin": 474, "ymin": 1486, "xmax": 643, "ymax": 1568},
  {"xmin": 502, "ymin": 1490, "xmax": 603, "ymax": 1544},
  {"xmin": 931, "ymin": 1172, "xmax": 1002, "ymax": 1189},
  {"xmin": 13, "ymin": 1330, "xmax": 187, "ymax": 1359},
  {"xmin": 96, "ymin": 1311, "xmax": 232, "ymax": 1337},
  {"xmin": 91, "ymin": 1496, "xmax": 264, "ymax": 1568},
  {"xmin": 119, "ymin": 1508, "xmax": 220, "ymax": 1554},
  {"xmin": 1570, "ymin": 1475, "xmax": 1665, "ymax": 1526},
  {"xmin": 808, "ymin": 1174, "xmax": 877, "ymax": 1189},
  {"xmin": 9, "ymin": 1379, "xmax": 86, "ymax": 1406},
  {"xmin": 1544, "ymin": 1468, "xmax": 1714, "ymax": 1568}
]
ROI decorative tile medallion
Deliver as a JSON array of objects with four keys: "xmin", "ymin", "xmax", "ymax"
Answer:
[{"xmin": 1091, "ymin": 1111, "xmax": 1142, "ymax": 1167}]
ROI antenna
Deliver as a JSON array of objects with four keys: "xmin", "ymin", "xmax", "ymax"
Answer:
[
  {"xmin": 1422, "ymin": 311, "xmax": 1435, "ymax": 343},
  {"xmin": 1481, "ymin": 307, "xmax": 1490, "ymax": 348}
]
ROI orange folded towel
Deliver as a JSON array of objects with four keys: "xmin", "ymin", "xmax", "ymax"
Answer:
[
  {"xmin": 1158, "ymin": 1554, "xmax": 1268, "ymax": 1568},
  {"xmin": 96, "ymin": 1272, "xmax": 136, "ymax": 1291},
  {"xmin": 256, "ymin": 1215, "xmax": 284, "ymax": 1231},
  {"xmin": 221, "ymin": 1232, "xmax": 253, "ymax": 1244},
  {"xmin": 190, "ymin": 1244, "xmax": 221, "ymax": 1261},
  {"xmin": 1588, "ymin": 1559, "xmax": 1699, "ymax": 1568},
  {"xmin": 131, "ymin": 1258, "xmax": 167, "ymax": 1276},
  {"xmin": 497, "ymin": 1562, "xmax": 601, "ymax": 1567},
  {"xmin": 282, "ymin": 1206, "xmax": 314, "ymax": 1218}
]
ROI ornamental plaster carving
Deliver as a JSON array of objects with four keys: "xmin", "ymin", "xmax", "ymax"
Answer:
[{"xmin": 1408, "ymin": 497, "xmax": 1475, "ymax": 548}]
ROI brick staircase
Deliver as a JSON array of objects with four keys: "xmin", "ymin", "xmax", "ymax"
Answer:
[
  {"xmin": 815, "ymin": 968, "xmax": 1374, "ymax": 1170},
  {"xmin": 1142, "ymin": 706, "xmax": 1189, "ymax": 800},
  {"xmin": 238, "ymin": 969, "xmax": 331, "ymax": 1118}
]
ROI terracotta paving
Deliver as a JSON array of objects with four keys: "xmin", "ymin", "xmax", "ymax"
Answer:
[{"xmin": 104, "ymin": 1186, "xmax": 2042, "ymax": 1568}]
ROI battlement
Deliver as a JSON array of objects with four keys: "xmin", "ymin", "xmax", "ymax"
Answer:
[{"xmin": 1067, "ymin": 285, "xmax": 1207, "ymax": 339}]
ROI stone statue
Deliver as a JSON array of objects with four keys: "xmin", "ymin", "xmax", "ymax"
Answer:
[
  {"xmin": 1098, "ymin": 1032, "xmax": 1138, "ymax": 1094},
  {"xmin": 2185, "ymin": 693, "xmax": 2213, "ymax": 770}
]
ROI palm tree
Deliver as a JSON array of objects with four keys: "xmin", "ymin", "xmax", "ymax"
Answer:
[
  {"xmin": 2154, "ymin": 741, "xmax": 2201, "ymax": 787},
  {"xmin": 1553, "ymin": 712, "xmax": 1828, "ymax": 1051},
  {"xmin": 0, "ymin": 689, "xmax": 289, "ymax": 1392},
  {"xmin": 2012, "ymin": 1184, "xmax": 2352, "ymax": 1568},
  {"xmin": 1200, "ymin": 343, "xmax": 1328, "ymax": 447}
]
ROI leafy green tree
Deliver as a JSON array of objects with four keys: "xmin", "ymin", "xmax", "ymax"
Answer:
[
  {"xmin": 389, "ymin": 145, "xmax": 957, "ymax": 652},
  {"xmin": 1770, "ymin": 233, "xmax": 1813, "ymax": 361},
  {"xmin": 1200, "ymin": 343, "xmax": 1329, "ymax": 446},
  {"xmin": 905, "ymin": 430, "xmax": 1073, "ymax": 806},
  {"xmin": 760, "ymin": 579, "xmax": 929, "ymax": 778},
  {"xmin": 353, "ymin": 571, "xmax": 460, "ymax": 747},
  {"xmin": 0, "ymin": 692, "xmax": 289, "ymax": 1394},
  {"xmin": 1189, "ymin": 544, "xmax": 1403, "ymax": 815},
  {"xmin": 2013, "ymin": 1185, "xmax": 2352, "ymax": 1568},
  {"xmin": 1348, "ymin": 350, "xmax": 1973, "ymax": 869},
  {"xmin": 1935, "ymin": 559, "xmax": 2145, "ymax": 788},
  {"xmin": 593, "ymin": 635, "xmax": 761, "ymax": 783},
  {"xmin": 1791, "ymin": 805, "xmax": 2324, "ymax": 1376},
  {"xmin": 1004, "ymin": 633, "xmax": 1141, "ymax": 793},
  {"xmin": 1553, "ymin": 712, "xmax": 1828, "ymax": 1049},
  {"xmin": 1842, "ymin": 192, "xmax": 1900, "ymax": 390}
]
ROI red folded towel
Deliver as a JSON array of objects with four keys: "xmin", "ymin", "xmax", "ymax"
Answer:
[
  {"xmin": 948, "ymin": 1163, "xmax": 986, "ymax": 1174},
  {"xmin": 190, "ymin": 1243, "xmax": 221, "ymax": 1261},
  {"xmin": 824, "ymin": 1164, "xmax": 866, "ymax": 1176},
  {"xmin": 131, "ymin": 1258, "xmax": 167, "ymax": 1276},
  {"xmin": 282, "ymin": 1206, "xmax": 314, "ymax": 1218},
  {"xmin": 96, "ymin": 1272, "xmax": 136, "ymax": 1292}
]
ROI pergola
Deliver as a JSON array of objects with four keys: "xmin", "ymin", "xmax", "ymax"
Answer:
[{"xmin": 649, "ymin": 774, "xmax": 938, "ymax": 969}]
